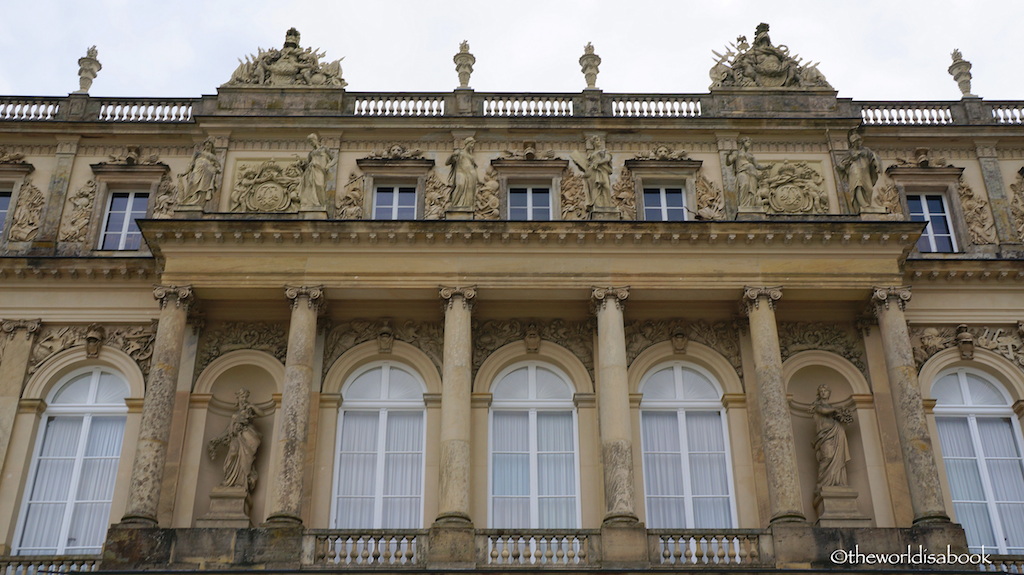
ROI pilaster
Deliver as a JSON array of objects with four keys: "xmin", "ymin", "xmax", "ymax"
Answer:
[{"xmin": 0, "ymin": 319, "xmax": 41, "ymax": 469}]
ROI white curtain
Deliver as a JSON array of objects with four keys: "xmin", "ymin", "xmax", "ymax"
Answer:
[
  {"xmin": 19, "ymin": 415, "xmax": 125, "ymax": 555},
  {"xmin": 537, "ymin": 412, "xmax": 575, "ymax": 528},
  {"xmin": 335, "ymin": 410, "xmax": 423, "ymax": 529},
  {"xmin": 937, "ymin": 417, "xmax": 998, "ymax": 550},
  {"xmin": 491, "ymin": 412, "xmax": 529, "ymax": 528}
]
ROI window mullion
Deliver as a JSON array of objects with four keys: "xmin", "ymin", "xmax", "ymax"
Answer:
[
  {"xmin": 529, "ymin": 409, "xmax": 539, "ymax": 529},
  {"xmin": 374, "ymin": 409, "xmax": 389, "ymax": 528},
  {"xmin": 678, "ymin": 409, "xmax": 695, "ymax": 528}
]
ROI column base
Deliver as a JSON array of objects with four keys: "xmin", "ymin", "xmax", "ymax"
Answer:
[
  {"xmin": 599, "ymin": 521, "xmax": 648, "ymax": 566},
  {"xmin": 427, "ymin": 522, "xmax": 476, "ymax": 568},
  {"xmin": 262, "ymin": 513, "xmax": 303, "ymax": 527}
]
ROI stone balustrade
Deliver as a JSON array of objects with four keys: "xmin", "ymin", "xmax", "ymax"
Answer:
[
  {"xmin": 0, "ymin": 555, "xmax": 99, "ymax": 575},
  {"xmin": 309, "ymin": 530, "xmax": 423, "ymax": 566},
  {"xmin": 2, "ymin": 93, "xmax": 1021, "ymax": 125},
  {"xmin": 650, "ymin": 529, "xmax": 764, "ymax": 566},
  {"xmin": 478, "ymin": 529, "xmax": 595, "ymax": 566}
]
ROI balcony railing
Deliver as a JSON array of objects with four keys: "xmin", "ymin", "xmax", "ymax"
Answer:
[
  {"xmin": 0, "ymin": 555, "xmax": 98, "ymax": 575},
  {"xmin": 307, "ymin": 529, "xmax": 424, "ymax": 566},
  {"xmin": 650, "ymin": 530, "xmax": 765, "ymax": 566},
  {"xmin": 1, "ymin": 93, "xmax": 1022, "ymax": 126},
  {"xmin": 478, "ymin": 530, "xmax": 596, "ymax": 566},
  {"xmin": 982, "ymin": 555, "xmax": 1024, "ymax": 573}
]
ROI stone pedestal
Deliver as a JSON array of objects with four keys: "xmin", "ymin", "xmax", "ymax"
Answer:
[
  {"xmin": 445, "ymin": 207, "xmax": 474, "ymax": 220},
  {"xmin": 589, "ymin": 206, "xmax": 620, "ymax": 220},
  {"xmin": 174, "ymin": 204, "xmax": 206, "ymax": 217},
  {"xmin": 196, "ymin": 486, "xmax": 251, "ymax": 528},
  {"xmin": 426, "ymin": 523, "xmax": 475, "ymax": 569},
  {"xmin": 814, "ymin": 486, "xmax": 872, "ymax": 528},
  {"xmin": 736, "ymin": 205, "xmax": 767, "ymax": 219},
  {"xmin": 298, "ymin": 207, "xmax": 328, "ymax": 220},
  {"xmin": 599, "ymin": 522, "xmax": 648, "ymax": 566}
]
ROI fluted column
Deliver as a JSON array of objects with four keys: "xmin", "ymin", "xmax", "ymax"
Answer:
[
  {"xmin": 121, "ymin": 285, "xmax": 193, "ymax": 526},
  {"xmin": 742, "ymin": 286, "xmax": 805, "ymax": 524},
  {"xmin": 265, "ymin": 285, "xmax": 323, "ymax": 525},
  {"xmin": 871, "ymin": 286, "xmax": 950, "ymax": 524},
  {"xmin": 592, "ymin": 287, "xmax": 639, "ymax": 525},
  {"xmin": 435, "ymin": 286, "xmax": 476, "ymax": 525}
]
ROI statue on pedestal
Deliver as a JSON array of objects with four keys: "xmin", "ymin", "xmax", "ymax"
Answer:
[
  {"xmin": 727, "ymin": 137, "xmax": 766, "ymax": 208},
  {"xmin": 297, "ymin": 133, "xmax": 335, "ymax": 209},
  {"xmin": 179, "ymin": 139, "xmax": 221, "ymax": 206},
  {"xmin": 811, "ymin": 385, "xmax": 854, "ymax": 489},
  {"xmin": 75, "ymin": 46, "xmax": 101, "ymax": 94},
  {"xmin": 570, "ymin": 135, "xmax": 616, "ymax": 218},
  {"xmin": 837, "ymin": 131, "xmax": 880, "ymax": 213},
  {"xmin": 208, "ymin": 388, "xmax": 266, "ymax": 494},
  {"xmin": 446, "ymin": 137, "xmax": 478, "ymax": 210}
]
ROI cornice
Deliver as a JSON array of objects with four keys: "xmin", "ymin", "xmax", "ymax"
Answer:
[
  {"xmin": 0, "ymin": 256, "xmax": 156, "ymax": 282},
  {"xmin": 904, "ymin": 258, "xmax": 1024, "ymax": 284}
]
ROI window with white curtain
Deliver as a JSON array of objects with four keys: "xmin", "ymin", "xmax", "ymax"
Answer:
[
  {"xmin": 15, "ymin": 367, "xmax": 129, "ymax": 555},
  {"xmin": 640, "ymin": 362, "xmax": 735, "ymax": 529},
  {"xmin": 332, "ymin": 362, "xmax": 426, "ymax": 529},
  {"xmin": 933, "ymin": 368, "xmax": 1024, "ymax": 554},
  {"xmin": 490, "ymin": 362, "xmax": 579, "ymax": 528}
]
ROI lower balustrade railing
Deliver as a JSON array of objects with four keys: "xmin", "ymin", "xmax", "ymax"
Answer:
[
  {"xmin": 982, "ymin": 555, "xmax": 1024, "ymax": 573},
  {"xmin": 650, "ymin": 529, "xmax": 765, "ymax": 566},
  {"xmin": 478, "ymin": 530, "xmax": 596, "ymax": 566},
  {"xmin": 307, "ymin": 530, "xmax": 424, "ymax": 566},
  {"xmin": 0, "ymin": 556, "xmax": 98, "ymax": 575}
]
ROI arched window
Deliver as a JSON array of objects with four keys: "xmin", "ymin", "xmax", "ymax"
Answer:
[
  {"xmin": 15, "ymin": 367, "xmax": 129, "ymax": 555},
  {"xmin": 933, "ymin": 368, "xmax": 1024, "ymax": 554},
  {"xmin": 332, "ymin": 362, "xmax": 426, "ymax": 529},
  {"xmin": 490, "ymin": 362, "xmax": 579, "ymax": 528},
  {"xmin": 639, "ymin": 362, "xmax": 735, "ymax": 528}
]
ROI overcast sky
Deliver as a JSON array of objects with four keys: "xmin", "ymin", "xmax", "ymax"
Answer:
[{"xmin": 1, "ymin": 0, "xmax": 1020, "ymax": 101}]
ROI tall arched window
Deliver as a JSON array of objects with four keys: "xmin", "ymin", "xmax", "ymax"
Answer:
[
  {"xmin": 933, "ymin": 368, "xmax": 1024, "ymax": 554},
  {"xmin": 490, "ymin": 362, "xmax": 579, "ymax": 528},
  {"xmin": 332, "ymin": 362, "xmax": 426, "ymax": 529},
  {"xmin": 640, "ymin": 362, "xmax": 735, "ymax": 528},
  {"xmin": 15, "ymin": 367, "xmax": 129, "ymax": 555}
]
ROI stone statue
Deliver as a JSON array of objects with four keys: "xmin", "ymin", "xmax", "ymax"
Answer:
[
  {"xmin": 225, "ymin": 28, "xmax": 346, "ymax": 87},
  {"xmin": 811, "ymin": 385, "xmax": 854, "ymax": 489},
  {"xmin": 726, "ymin": 137, "xmax": 766, "ymax": 208},
  {"xmin": 208, "ymin": 388, "xmax": 266, "ymax": 494},
  {"xmin": 446, "ymin": 137, "xmax": 478, "ymax": 210},
  {"xmin": 579, "ymin": 43, "xmax": 601, "ymax": 89},
  {"xmin": 297, "ymin": 133, "xmax": 335, "ymax": 209},
  {"xmin": 948, "ymin": 49, "xmax": 976, "ymax": 98},
  {"xmin": 570, "ymin": 136, "xmax": 616, "ymax": 216},
  {"xmin": 75, "ymin": 46, "xmax": 101, "ymax": 94},
  {"xmin": 454, "ymin": 41, "xmax": 475, "ymax": 89},
  {"xmin": 179, "ymin": 139, "xmax": 221, "ymax": 206},
  {"xmin": 837, "ymin": 131, "xmax": 880, "ymax": 212},
  {"xmin": 709, "ymin": 24, "xmax": 832, "ymax": 89}
]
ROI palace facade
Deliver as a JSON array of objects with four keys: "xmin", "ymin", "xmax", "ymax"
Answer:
[{"xmin": 0, "ymin": 25, "xmax": 1023, "ymax": 573}]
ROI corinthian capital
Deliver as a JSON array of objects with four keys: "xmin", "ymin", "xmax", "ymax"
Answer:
[
  {"xmin": 871, "ymin": 286, "xmax": 912, "ymax": 314},
  {"xmin": 285, "ymin": 285, "xmax": 325, "ymax": 312},
  {"xmin": 742, "ymin": 286, "xmax": 783, "ymax": 314},
  {"xmin": 153, "ymin": 285, "xmax": 194, "ymax": 310},
  {"xmin": 1, "ymin": 318, "xmax": 41, "ymax": 339},
  {"xmin": 592, "ymin": 286, "xmax": 629, "ymax": 313},
  {"xmin": 439, "ymin": 286, "xmax": 477, "ymax": 311}
]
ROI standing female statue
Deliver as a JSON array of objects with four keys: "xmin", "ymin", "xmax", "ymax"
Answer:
[
  {"xmin": 810, "ymin": 385, "xmax": 854, "ymax": 489},
  {"xmin": 179, "ymin": 139, "xmax": 221, "ymax": 206},
  {"xmin": 208, "ymin": 388, "xmax": 266, "ymax": 494},
  {"xmin": 726, "ymin": 137, "xmax": 766, "ymax": 208},
  {"xmin": 837, "ymin": 131, "xmax": 880, "ymax": 212},
  {"xmin": 297, "ymin": 133, "xmax": 335, "ymax": 209},
  {"xmin": 446, "ymin": 137, "xmax": 478, "ymax": 210}
]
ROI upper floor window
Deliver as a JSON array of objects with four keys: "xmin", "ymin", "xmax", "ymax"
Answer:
[
  {"xmin": 99, "ymin": 190, "xmax": 148, "ymax": 250},
  {"xmin": 643, "ymin": 187, "xmax": 687, "ymax": 221},
  {"xmin": 0, "ymin": 185, "xmax": 12, "ymax": 235},
  {"xmin": 508, "ymin": 186, "xmax": 552, "ymax": 221},
  {"xmin": 332, "ymin": 362, "xmax": 425, "ymax": 529},
  {"xmin": 933, "ymin": 369, "xmax": 1024, "ymax": 554},
  {"xmin": 908, "ymin": 194, "xmax": 957, "ymax": 253},
  {"xmin": 640, "ymin": 363, "xmax": 734, "ymax": 529},
  {"xmin": 15, "ymin": 368, "xmax": 129, "ymax": 555},
  {"xmin": 373, "ymin": 185, "xmax": 417, "ymax": 220},
  {"xmin": 490, "ymin": 362, "xmax": 579, "ymax": 528}
]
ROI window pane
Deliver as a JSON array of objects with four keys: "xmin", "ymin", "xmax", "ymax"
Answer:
[
  {"xmin": 537, "ymin": 412, "xmax": 573, "ymax": 451},
  {"xmin": 538, "ymin": 497, "xmax": 575, "ymax": 528},
  {"xmin": 492, "ymin": 412, "xmax": 528, "ymax": 451},
  {"xmin": 533, "ymin": 189, "xmax": 550, "ymax": 206},
  {"xmin": 686, "ymin": 412, "xmax": 724, "ymax": 451},
  {"xmin": 665, "ymin": 189, "xmax": 684, "ymax": 207},
  {"xmin": 385, "ymin": 412, "xmax": 423, "ymax": 451},
  {"xmin": 339, "ymin": 412, "xmax": 379, "ymax": 451},
  {"xmin": 642, "ymin": 411, "xmax": 681, "ymax": 452},
  {"xmin": 492, "ymin": 454, "xmax": 529, "ymax": 495}
]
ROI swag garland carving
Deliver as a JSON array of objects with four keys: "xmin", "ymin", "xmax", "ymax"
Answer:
[
  {"xmin": 324, "ymin": 319, "xmax": 444, "ymax": 376},
  {"xmin": 197, "ymin": 322, "xmax": 288, "ymax": 374},
  {"xmin": 778, "ymin": 322, "xmax": 866, "ymax": 374},
  {"xmin": 473, "ymin": 318, "xmax": 595, "ymax": 377},
  {"xmin": 912, "ymin": 324, "xmax": 1024, "ymax": 372},
  {"xmin": 624, "ymin": 319, "xmax": 742, "ymax": 376},
  {"xmin": 30, "ymin": 324, "xmax": 156, "ymax": 374}
]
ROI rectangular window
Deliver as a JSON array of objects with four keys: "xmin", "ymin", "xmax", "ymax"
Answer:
[
  {"xmin": 508, "ymin": 187, "xmax": 551, "ymax": 221},
  {"xmin": 644, "ymin": 187, "xmax": 687, "ymax": 221},
  {"xmin": 99, "ymin": 191, "xmax": 149, "ymax": 250},
  {"xmin": 907, "ymin": 194, "xmax": 956, "ymax": 253},
  {"xmin": 373, "ymin": 185, "xmax": 416, "ymax": 220},
  {"xmin": 0, "ymin": 186, "xmax": 12, "ymax": 235}
]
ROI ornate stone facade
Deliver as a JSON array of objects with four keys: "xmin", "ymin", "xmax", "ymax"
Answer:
[
  {"xmin": 912, "ymin": 324, "xmax": 1024, "ymax": 372},
  {"xmin": 778, "ymin": 322, "xmax": 866, "ymax": 373},
  {"xmin": 474, "ymin": 318, "xmax": 594, "ymax": 377},
  {"xmin": 230, "ymin": 160, "xmax": 302, "ymax": 213},
  {"xmin": 323, "ymin": 319, "xmax": 444, "ymax": 375},
  {"xmin": 8, "ymin": 178, "xmax": 43, "ymax": 241},
  {"xmin": 624, "ymin": 319, "xmax": 742, "ymax": 376},
  {"xmin": 197, "ymin": 322, "xmax": 289, "ymax": 374},
  {"xmin": 30, "ymin": 323, "xmax": 155, "ymax": 374},
  {"xmin": 710, "ymin": 23, "xmax": 832, "ymax": 89},
  {"xmin": 225, "ymin": 28, "xmax": 346, "ymax": 88}
]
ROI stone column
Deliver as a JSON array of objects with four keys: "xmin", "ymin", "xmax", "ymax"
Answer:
[
  {"xmin": 592, "ymin": 287, "xmax": 639, "ymax": 525},
  {"xmin": 742, "ymin": 286, "xmax": 805, "ymax": 524},
  {"xmin": 265, "ymin": 285, "xmax": 323, "ymax": 525},
  {"xmin": 435, "ymin": 286, "xmax": 476, "ymax": 525},
  {"xmin": 0, "ymin": 320, "xmax": 41, "ymax": 468},
  {"xmin": 120, "ymin": 285, "xmax": 193, "ymax": 526},
  {"xmin": 871, "ymin": 286, "xmax": 950, "ymax": 524}
]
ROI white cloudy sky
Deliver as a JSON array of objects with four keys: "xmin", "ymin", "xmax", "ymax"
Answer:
[{"xmin": 1, "ymin": 0, "xmax": 1020, "ymax": 101}]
